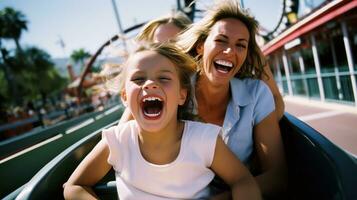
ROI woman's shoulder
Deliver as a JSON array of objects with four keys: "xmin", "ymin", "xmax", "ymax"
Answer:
[
  {"xmin": 231, "ymin": 77, "xmax": 266, "ymax": 87},
  {"xmin": 231, "ymin": 77, "xmax": 271, "ymax": 95}
]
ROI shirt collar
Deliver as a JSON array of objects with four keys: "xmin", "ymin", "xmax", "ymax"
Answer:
[
  {"xmin": 191, "ymin": 73, "xmax": 253, "ymax": 115},
  {"xmin": 230, "ymin": 78, "xmax": 252, "ymax": 108}
]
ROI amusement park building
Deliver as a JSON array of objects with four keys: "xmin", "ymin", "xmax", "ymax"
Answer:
[{"xmin": 262, "ymin": 0, "xmax": 357, "ymax": 106}]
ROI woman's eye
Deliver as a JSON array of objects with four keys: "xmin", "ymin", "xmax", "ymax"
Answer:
[{"xmin": 236, "ymin": 44, "xmax": 247, "ymax": 49}]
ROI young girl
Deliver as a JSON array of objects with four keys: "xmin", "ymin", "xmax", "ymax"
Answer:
[{"xmin": 63, "ymin": 43, "xmax": 261, "ymax": 200}]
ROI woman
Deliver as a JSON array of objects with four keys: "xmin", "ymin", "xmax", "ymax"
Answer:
[
  {"xmin": 176, "ymin": 0, "xmax": 286, "ymax": 198},
  {"xmin": 133, "ymin": 7, "xmax": 283, "ymax": 120}
]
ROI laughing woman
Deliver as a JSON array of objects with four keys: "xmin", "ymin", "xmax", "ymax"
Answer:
[{"xmin": 176, "ymin": 0, "xmax": 286, "ymax": 198}]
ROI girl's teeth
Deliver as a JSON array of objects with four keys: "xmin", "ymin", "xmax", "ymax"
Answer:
[
  {"xmin": 144, "ymin": 111, "xmax": 161, "ymax": 117},
  {"xmin": 143, "ymin": 97, "xmax": 161, "ymax": 102}
]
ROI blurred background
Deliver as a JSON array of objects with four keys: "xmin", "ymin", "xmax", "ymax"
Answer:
[
  {"xmin": 1, "ymin": 0, "xmax": 357, "ymax": 198},
  {"xmin": 0, "ymin": 0, "xmax": 356, "ymax": 151}
]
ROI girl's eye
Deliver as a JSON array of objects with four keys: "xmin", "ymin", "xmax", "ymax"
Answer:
[
  {"xmin": 159, "ymin": 76, "xmax": 171, "ymax": 82},
  {"xmin": 131, "ymin": 77, "xmax": 145, "ymax": 84},
  {"xmin": 215, "ymin": 39, "xmax": 226, "ymax": 43}
]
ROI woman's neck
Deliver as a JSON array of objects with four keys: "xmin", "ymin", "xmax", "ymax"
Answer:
[
  {"xmin": 195, "ymin": 74, "xmax": 230, "ymax": 125},
  {"xmin": 196, "ymin": 74, "xmax": 230, "ymax": 108}
]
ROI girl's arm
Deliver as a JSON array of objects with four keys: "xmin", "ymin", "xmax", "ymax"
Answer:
[
  {"xmin": 63, "ymin": 139, "xmax": 112, "ymax": 200},
  {"xmin": 253, "ymin": 111, "xmax": 287, "ymax": 198},
  {"xmin": 211, "ymin": 135, "xmax": 262, "ymax": 200},
  {"xmin": 262, "ymin": 64, "xmax": 285, "ymax": 120}
]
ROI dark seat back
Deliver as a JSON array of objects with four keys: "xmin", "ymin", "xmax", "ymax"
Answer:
[{"xmin": 280, "ymin": 113, "xmax": 357, "ymax": 200}]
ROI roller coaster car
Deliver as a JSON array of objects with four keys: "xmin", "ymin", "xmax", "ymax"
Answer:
[{"xmin": 10, "ymin": 113, "xmax": 357, "ymax": 200}]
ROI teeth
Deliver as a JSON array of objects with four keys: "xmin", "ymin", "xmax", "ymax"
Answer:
[
  {"xmin": 215, "ymin": 60, "xmax": 233, "ymax": 67},
  {"xmin": 144, "ymin": 112, "xmax": 161, "ymax": 117},
  {"xmin": 142, "ymin": 97, "xmax": 162, "ymax": 102}
]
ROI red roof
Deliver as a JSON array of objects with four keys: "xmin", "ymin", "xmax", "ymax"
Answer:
[{"xmin": 262, "ymin": 0, "xmax": 357, "ymax": 56}]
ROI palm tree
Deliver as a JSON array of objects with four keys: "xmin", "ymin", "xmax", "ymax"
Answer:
[
  {"xmin": 0, "ymin": 7, "xmax": 27, "ymax": 105},
  {"xmin": 0, "ymin": 7, "xmax": 28, "ymax": 52},
  {"xmin": 70, "ymin": 48, "xmax": 91, "ymax": 71}
]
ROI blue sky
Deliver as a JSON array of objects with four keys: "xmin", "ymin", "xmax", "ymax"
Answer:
[{"xmin": 0, "ymin": 0, "xmax": 288, "ymax": 59}]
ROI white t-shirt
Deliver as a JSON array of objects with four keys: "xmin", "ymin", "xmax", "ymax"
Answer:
[{"xmin": 102, "ymin": 120, "xmax": 221, "ymax": 200}]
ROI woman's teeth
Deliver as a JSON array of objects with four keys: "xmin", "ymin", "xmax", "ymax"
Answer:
[
  {"xmin": 216, "ymin": 60, "xmax": 233, "ymax": 67},
  {"xmin": 214, "ymin": 60, "xmax": 233, "ymax": 73}
]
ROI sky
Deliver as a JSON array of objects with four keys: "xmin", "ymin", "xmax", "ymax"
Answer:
[{"xmin": 0, "ymin": 0, "xmax": 287, "ymax": 59}]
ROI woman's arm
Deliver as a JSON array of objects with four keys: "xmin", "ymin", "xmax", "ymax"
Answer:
[
  {"xmin": 211, "ymin": 135, "xmax": 262, "ymax": 200},
  {"xmin": 262, "ymin": 64, "xmax": 285, "ymax": 120},
  {"xmin": 63, "ymin": 139, "xmax": 112, "ymax": 200},
  {"xmin": 253, "ymin": 111, "xmax": 287, "ymax": 198}
]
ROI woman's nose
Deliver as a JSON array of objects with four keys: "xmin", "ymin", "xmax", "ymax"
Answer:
[{"xmin": 223, "ymin": 47, "xmax": 234, "ymax": 55}]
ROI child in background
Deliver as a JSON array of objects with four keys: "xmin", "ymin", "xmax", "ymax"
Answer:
[
  {"xmin": 136, "ymin": 11, "xmax": 191, "ymax": 43},
  {"xmin": 63, "ymin": 43, "xmax": 261, "ymax": 200}
]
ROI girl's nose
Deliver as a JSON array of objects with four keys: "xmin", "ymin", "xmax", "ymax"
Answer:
[{"xmin": 143, "ymin": 80, "xmax": 158, "ymax": 90}]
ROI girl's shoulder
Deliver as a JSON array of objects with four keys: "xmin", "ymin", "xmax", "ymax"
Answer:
[
  {"xmin": 102, "ymin": 120, "xmax": 136, "ymax": 141},
  {"xmin": 183, "ymin": 120, "xmax": 221, "ymax": 138},
  {"xmin": 183, "ymin": 120, "xmax": 221, "ymax": 166}
]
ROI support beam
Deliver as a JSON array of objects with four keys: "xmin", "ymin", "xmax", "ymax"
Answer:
[
  {"xmin": 311, "ymin": 34, "xmax": 325, "ymax": 101},
  {"xmin": 341, "ymin": 21, "xmax": 357, "ymax": 105}
]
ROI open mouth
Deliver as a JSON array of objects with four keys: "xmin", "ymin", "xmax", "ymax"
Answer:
[
  {"xmin": 214, "ymin": 59, "xmax": 233, "ymax": 74},
  {"xmin": 141, "ymin": 96, "xmax": 163, "ymax": 119}
]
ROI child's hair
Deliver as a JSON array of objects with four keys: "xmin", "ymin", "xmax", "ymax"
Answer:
[
  {"xmin": 176, "ymin": 0, "xmax": 267, "ymax": 79},
  {"xmin": 113, "ymin": 42, "xmax": 197, "ymax": 120},
  {"xmin": 136, "ymin": 11, "xmax": 192, "ymax": 42}
]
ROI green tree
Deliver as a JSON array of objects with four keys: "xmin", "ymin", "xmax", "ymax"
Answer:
[
  {"xmin": 0, "ymin": 7, "xmax": 28, "ymax": 105},
  {"xmin": 0, "ymin": 7, "xmax": 27, "ymax": 52},
  {"xmin": 1, "ymin": 47, "xmax": 66, "ymax": 107},
  {"xmin": 70, "ymin": 48, "xmax": 91, "ymax": 71},
  {"xmin": 14, "ymin": 47, "xmax": 67, "ymax": 106}
]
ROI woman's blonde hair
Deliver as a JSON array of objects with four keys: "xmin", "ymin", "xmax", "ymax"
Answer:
[
  {"xmin": 112, "ymin": 42, "xmax": 197, "ymax": 120},
  {"xmin": 136, "ymin": 11, "xmax": 192, "ymax": 42},
  {"xmin": 176, "ymin": 0, "xmax": 266, "ymax": 79}
]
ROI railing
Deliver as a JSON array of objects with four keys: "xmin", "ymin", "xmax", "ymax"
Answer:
[
  {"xmin": 0, "ymin": 105, "xmax": 117, "ymax": 159},
  {"xmin": 0, "ymin": 105, "xmax": 123, "ymax": 198},
  {"xmin": 5, "ymin": 112, "xmax": 357, "ymax": 200}
]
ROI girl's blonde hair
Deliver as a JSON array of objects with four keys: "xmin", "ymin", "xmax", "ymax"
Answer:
[
  {"xmin": 176, "ymin": 0, "xmax": 266, "ymax": 79},
  {"xmin": 136, "ymin": 11, "xmax": 192, "ymax": 42},
  {"xmin": 114, "ymin": 42, "xmax": 197, "ymax": 120}
]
